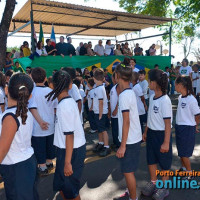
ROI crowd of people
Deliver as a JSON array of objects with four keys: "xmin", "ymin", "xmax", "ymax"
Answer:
[{"xmin": 0, "ymin": 55, "xmax": 199, "ymax": 200}]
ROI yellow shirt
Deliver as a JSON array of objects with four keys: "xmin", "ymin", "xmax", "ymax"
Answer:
[{"xmin": 23, "ymin": 48, "xmax": 31, "ymax": 57}]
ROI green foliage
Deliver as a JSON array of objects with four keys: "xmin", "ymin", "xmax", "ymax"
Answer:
[
  {"xmin": 116, "ymin": 0, "xmax": 200, "ymax": 43},
  {"xmin": 6, "ymin": 46, "xmax": 20, "ymax": 52}
]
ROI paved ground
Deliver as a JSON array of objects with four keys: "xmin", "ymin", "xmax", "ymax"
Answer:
[{"xmin": 1, "ymin": 95, "xmax": 200, "ymax": 200}]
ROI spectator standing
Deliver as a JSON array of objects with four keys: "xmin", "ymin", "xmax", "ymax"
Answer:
[
  {"xmin": 149, "ymin": 44, "xmax": 156, "ymax": 56},
  {"xmin": 87, "ymin": 42, "xmax": 95, "ymax": 56},
  {"xmin": 94, "ymin": 40, "xmax": 105, "ymax": 56},
  {"xmin": 23, "ymin": 41, "xmax": 31, "ymax": 57},
  {"xmin": 80, "ymin": 43, "xmax": 88, "ymax": 56},
  {"xmin": 76, "ymin": 42, "xmax": 83, "ymax": 55},
  {"xmin": 90, "ymin": 65, "xmax": 97, "ymax": 77},
  {"xmin": 179, "ymin": 58, "xmax": 192, "ymax": 77},
  {"xmin": 66, "ymin": 37, "xmax": 76, "ymax": 56},
  {"xmin": 4, "ymin": 52, "xmax": 13, "ymax": 73},
  {"xmin": 104, "ymin": 40, "xmax": 115, "ymax": 56},
  {"xmin": 20, "ymin": 45, "xmax": 24, "ymax": 57},
  {"xmin": 45, "ymin": 39, "xmax": 57, "ymax": 56},
  {"xmin": 12, "ymin": 49, "xmax": 20, "ymax": 59},
  {"xmin": 36, "ymin": 41, "xmax": 48, "ymax": 56},
  {"xmin": 114, "ymin": 44, "xmax": 123, "ymax": 55},
  {"xmin": 134, "ymin": 43, "xmax": 141, "ymax": 56},
  {"xmin": 55, "ymin": 36, "xmax": 68, "ymax": 57},
  {"xmin": 123, "ymin": 42, "xmax": 133, "ymax": 57},
  {"xmin": 192, "ymin": 64, "xmax": 200, "ymax": 94}
]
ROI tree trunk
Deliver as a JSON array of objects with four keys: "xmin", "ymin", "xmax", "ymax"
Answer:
[{"xmin": 0, "ymin": 0, "xmax": 16, "ymax": 71}]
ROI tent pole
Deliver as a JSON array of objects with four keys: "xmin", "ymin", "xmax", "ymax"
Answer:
[
  {"xmin": 169, "ymin": 22, "xmax": 172, "ymax": 56},
  {"xmin": 30, "ymin": 0, "xmax": 35, "ymax": 53}
]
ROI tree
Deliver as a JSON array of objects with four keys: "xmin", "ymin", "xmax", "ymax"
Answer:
[
  {"xmin": 115, "ymin": 0, "xmax": 200, "ymax": 43},
  {"xmin": 0, "ymin": 0, "xmax": 16, "ymax": 71}
]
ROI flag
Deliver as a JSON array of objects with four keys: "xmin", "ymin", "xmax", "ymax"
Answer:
[
  {"xmin": 50, "ymin": 25, "xmax": 56, "ymax": 47},
  {"xmin": 39, "ymin": 21, "xmax": 44, "ymax": 44}
]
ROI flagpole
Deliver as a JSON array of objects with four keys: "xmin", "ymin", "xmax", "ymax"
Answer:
[{"xmin": 30, "ymin": 0, "xmax": 36, "ymax": 53}]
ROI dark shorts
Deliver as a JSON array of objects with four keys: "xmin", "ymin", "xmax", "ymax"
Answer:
[
  {"xmin": 94, "ymin": 114, "xmax": 108, "ymax": 133},
  {"xmin": 175, "ymin": 124, "xmax": 195, "ymax": 157},
  {"xmin": 53, "ymin": 145, "xmax": 86, "ymax": 199},
  {"xmin": 146, "ymin": 128, "xmax": 172, "ymax": 170},
  {"xmin": 32, "ymin": 134, "xmax": 56, "ymax": 164},
  {"xmin": 119, "ymin": 142, "xmax": 141, "ymax": 173},
  {"xmin": 0, "ymin": 155, "xmax": 39, "ymax": 200}
]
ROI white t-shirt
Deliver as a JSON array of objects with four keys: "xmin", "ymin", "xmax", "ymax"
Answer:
[
  {"xmin": 176, "ymin": 95, "xmax": 200, "ymax": 126},
  {"xmin": 104, "ymin": 44, "xmax": 115, "ymax": 55},
  {"xmin": 36, "ymin": 47, "xmax": 47, "ymax": 56},
  {"xmin": 0, "ymin": 87, "xmax": 5, "ymax": 114},
  {"xmin": 132, "ymin": 84, "xmax": 146, "ymax": 115},
  {"xmin": 0, "ymin": 107, "xmax": 34, "ymax": 165},
  {"xmin": 79, "ymin": 88, "xmax": 86, "ymax": 113},
  {"xmin": 54, "ymin": 97, "xmax": 86, "ymax": 149},
  {"xmin": 93, "ymin": 85, "xmax": 108, "ymax": 114},
  {"xmin": 94, "ymin": 45, "xmax": 105, "ymax": 56},
  {"xmin": 69, "ymin": 84, "xmax": 82, "ymax": 102},
  {"xmin": 133, "ymin": 68, "xmax": 140, "ymax": 72},
  {"xmin": 87, "ymin": 89, "xmax": 94, "ymax": 110},
  {"xmin": 110, "ymin": 84, "xmax": 118, "ymax": 119},
  {"xmin": 179, "ymin": 66, "xmax": 192, "ymax": 76},
  {"xmin": 147, "ymin": 95, "xmax": 172, "ymax": 131},
  {"xmin": 149, "ymin": 89, "xmax": 155, "ymax": 98},
  {"xmin": 192, "ymin": 72, "xmax": 199, "ymax": 88},
  {"xmin": 29, "ymin": 86, "xmax": 57, "ymax": 137},
  {"xmin": 139, "ymin": 80, "xmax": 149, "ymax": 99},
  {"xmin": 118, "ymin": 88, "xmax": 142, "ymax": 144}
]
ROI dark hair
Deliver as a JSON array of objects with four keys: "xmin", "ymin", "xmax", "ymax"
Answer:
[
  {"xmin": 182, "ymin": 58, "xmax": 189, "ymax": 65},
  {"xmin": 93, "ymin": 68, "xmax": 104, "ymax": 81},
  {"xmin": 76, "ymin": 68, "xmax": 83, "ymax": 76},
  {"xmin": 123, "ymin": 57, "xmax": 130, "ymax": 65},
  {"xmin": 192, "ymin": 64, "xmax": 199, "ymax": 69},
  {"xmin": 0, "ymin": 72, "xmax": 6, "ymax": 88},
  {"xmin": 60, "ymin": 36, "xmax": 64, "ymax": 40},
  {"xmin": 112, "ymin": 72, "xmax": 116, "ymax": 79},
  {"xmin": 63, "ymin": 67, "xmax": 76, "ymax": 80},
  {"xmin": 73, "ymin": 78, "xmax": 81, "ymax": 89},
  {"xmin": 88, "ymin": 78, "xmax": 95, "ymax": 87},
  {"xmin": 165, "ymin": 67, "xmax": 169, "ymax": 70},
  {"xmin": 5, "ymin": 69, "xmax": 14, "ymax": 78},
  {"xmin": 46, "ymin": 70, "xmax": 71, "ymax": 101},
  {"xmin": 92, "ymin": 65, "xmax": 97, "ymax": 71},
  {"xmin": 23, "ymin": 41, "xmax": 28, "ymax": 46},
  {"xmin": 8, "ymin": 73, "xmax": 33, "ymax": 124},
  {"xmin": 85, "ymin": 75, "xmax": 91, "ymax": 80},
  {"xmin": 46, "ymin": 39, "xmax": 50, "ymax": 44},
  {"xmin": 130, "ymin": 58, "xmax": 136, "ymax": 64},
  {"xmin": 148, "ymin": 69, "xmax": 168, "ymax": 95},
  {"xmin": 67, "ymin": 37, "xmax": 71, "ymax": 42},
  {"xmin": 154, "ymin": 64, "xmax": 159, "ymax": 68},
  {"xmin": 132, "ymin": 71, "xmax": 139, "ymax": 82},
  {"xmin": 37, "ymin": 41, "xmax": 42, "ymax": 50},
  {"xmin": 31, "ymin": 67, "xmax": 46, "ymax": 83},
  {"xmin": 106, "ymin": 40, "xmax": 111, "ymax": 45},
  {"xmin": 104, "ymin": 68, "xmax": 108, "ymax": 72},
  {"xmin": 139, "ymin": 69, "xmax": 146, "ymax": 75},
  {"xmin": 115, "ymin": 63, "xmax": 132, "ymax": 82},
  {"xmin": 175, "ymin": 76, "xmax": 194, "ymax": 96}
]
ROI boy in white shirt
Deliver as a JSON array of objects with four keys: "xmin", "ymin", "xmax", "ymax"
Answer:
[
  {"xmin": 192, "ymin": 64, "xmax": 199, "ymax": 95},
  {"xmin": 93, "ymin": 68, "xmax": 111, "ymax": 157},
  {"xmin": 29, "ymin": 67, "xmax": 57, "ymax": 176},
  {"xmin": 139, "ymin": 70, "xmax": 149, "ymax": 106}
]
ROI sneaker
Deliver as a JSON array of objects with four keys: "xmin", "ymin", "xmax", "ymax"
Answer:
[
  {"xmin": 113, "ymin": 190, "xmax": 129, "ymax": 200},
  {"xmin": 152, "ymin": 189, "xmax": 169, "ymax": 200},
  {"xmin": 141, "ymin": 181, "xmax": 156, "ymax": 197},
  {"xmin": 93, "ymin": 143, "xmax": 104, "ymax": 153},
  {"xmin": 37, "ymin": 167, "xmax": 49, "ymax": 177},
  {"xmin": 90, "ymin": 129, "xmax": 97, "ymax": 133},
  {"xmin": 46, "ymin": 163, "xmax": 54, "ymax": 171},
  {"xmin": 99, "ymin": 147, "xmax": 111, "ymax": 157}
]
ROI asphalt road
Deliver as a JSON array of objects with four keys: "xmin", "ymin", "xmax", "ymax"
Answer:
[{"xmin": 1, "ymin": 95, "xmax": 200, "ymax": 200}]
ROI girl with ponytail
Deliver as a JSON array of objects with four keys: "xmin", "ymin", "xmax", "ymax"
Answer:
[
  {"xmin": 46, "ymin": 70, "xmax": 86, "ymax": 200},
  {"xmin": 142, "ymin": 69, "xmax": 173, "ymax": 199},
  {"xmin": 175, "ymin": 76, "xmax": 200, "ymax": 179},
  {"xmin": 0, "ymin": 73, "xmax": 39, "ymax": 200}
]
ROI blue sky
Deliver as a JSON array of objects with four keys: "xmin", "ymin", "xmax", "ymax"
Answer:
[{"xmin": 0, "ymin": 0, "xmax": 199, "ymax": 63}]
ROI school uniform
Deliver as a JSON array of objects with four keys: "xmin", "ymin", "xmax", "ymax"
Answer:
[
  {"xmin": 53, "ymin": 96, "xmax": 86, "ymax": 199},
  {"xmin": 29, "ymin": 86, "xmax": 57, "ymax": 164},
  {"xmin": 87, "ymin": 89, "xmax": 97, "ymax": 131},
  {"xmin": 192, "ymin": 72, "xmax": 199, "ymax": 94},
  {"xmin": 0, "ymin": 87, "xmax": 5, "ymax": 114},
  {"xmin": 118, "ymin": 88, "xmax": 142, "ymax": 173},
  {"xmin": 0, "ymin": 107, "xmax": 39, "ymax": 200},
  {"xmin": 175, "ymin": 95, "xmax": 200, "ymax": 157},
  {"xmin": 110, "ymin": 84, "xmax": 120, "ymax": 147},
  {"xmin": 139, "ymin": 80, "xmax": 149, "ymax": 106},
  {"xmin": 147, "ymin": 94, "xmax": 173, "ymax": 170},
  {"xmin": 69, "ymin": 84, "xmax": 83, "ymax": 123},
  {"xmin": 132, "ymin": 83, "xmax": 147, "ymax": 133},
  {"xmin": 93, "ymin": 84, "xmax": 108, "ymax": 133}
]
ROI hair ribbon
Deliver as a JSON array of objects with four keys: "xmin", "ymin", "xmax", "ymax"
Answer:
[{"xmin": 19, "ymin": 86, "xmax": 26, "ymax": 90}]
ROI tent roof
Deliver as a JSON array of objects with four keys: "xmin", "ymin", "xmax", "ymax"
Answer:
[{"xmin": 10, "ymin": 0, "xmax": 174, "ymax": 37}]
